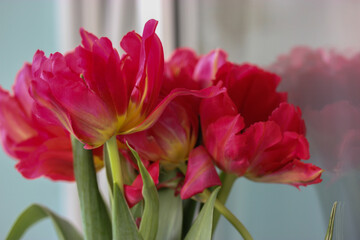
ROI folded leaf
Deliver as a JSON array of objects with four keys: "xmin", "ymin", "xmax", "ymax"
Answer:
[
  {"xmin": 124, "ymin": 161, "xmax": 159, "ymax": 208},
  {"xmin": 184, "ymin": 187, "xmax": 220, "ymax": 240},
  {"xmin": 325, "ymin": 201, "xmax": 338, "ymax": 240},
  {"xmin": 6, "ymin": 204, "xmax": 82, "ymax": 240},
  {"xmin": 127, "ymin": 143, "xmax": 159, "ymax": 240},
  {"xmin": 112, "ymin": 183, "xmax": 143, "ymax": 240}
]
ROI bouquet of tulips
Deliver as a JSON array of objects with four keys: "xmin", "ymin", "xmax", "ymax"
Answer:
[{"xmin": 2, "ymin": 19, "xmax": 329, "ymax": 240}]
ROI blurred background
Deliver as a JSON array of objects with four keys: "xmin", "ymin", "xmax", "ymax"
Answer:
[{"xmin": 1, "ymin": 0, "xmax": 360, "ymax": 239}]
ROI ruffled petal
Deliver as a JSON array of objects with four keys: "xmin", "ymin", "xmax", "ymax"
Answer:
[
  {"xmin": 216, "ymin": 63, "xmax": 287, "ymax": 126},
  {"xmin": 77, "ymin": 29, "xmax": 129, "ymax": 118},
  {"xmin": 15, "ymin": 136, "xmax": 74, "ymax": 181},
  {"xmin": 269, "ymin": 102, "xmax": 306, "ymax": 134},
  {"xmin": 204, "ymin": 115, "xmax": 247, "ymax": 175},
  {"xmin": 243, "ymin": 121, "xmax": 283, "ymax": 172},
  {"xmin": 13, "ymin": 64, "xmax": 34, "ymax": 117},
  {"xmin": 200, "ymin": 92, "xmax": 239, "ymax": 132}
]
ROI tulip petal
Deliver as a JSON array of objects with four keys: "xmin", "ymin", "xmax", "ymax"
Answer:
[
  {"xmin": 269, "ymin": 102, "xmax": 306, "ymax": 134},
  {"xmin": 180, "ymin": 146, "xmax": 221, "ymax": 199},
  {"xmin": 204, "ymin": 114, "xmax": 248, "ymax": 176},
  {"xmin": 162, "ymin": 48, "xmax": 200, "ymax": 95},
  {"xmin": 13, "ymin": 64, "xmax": 34, "ymax": 117},
  {"xmin": 122, "ymin": 85, "xmax": 226, "ymax": 134},
  {"xmin": 216, "ymin": 63, "xmax": 287, "ymax": 126},
  {"xmin": 200, "ymin": 92, "xmax": 239, "ymax": 132},
  {"xmin": 0, "ymin": 88, "xmax": 37, "ymax": 149},
  {"xmin": 193, "ymin": 49, "xmax": 228, "ymax": 88},
  {"xmin": 16, "ymin": 137, "xmax": 74, "ymax": 181},
  {"xmin": 130, "ymin": 19, "xmax": 164, "ymax": 112},
  {"xmin": 77, "ymin": 30, "xmax": 129, "ymax": 118},
  {"xmin": 243, "ymin": 121, "xmax": 283, "ymax": 172},
  {"xmin": 247, "ymin": 159, "xmax": 323, "ymax": 188},
  {"xmin": 244, "ymin": 120, "xmax": 313, "ymax": 184},
  {"xmin": 80, "ymin": 28, "xmax": 98, "ymax": 49}
]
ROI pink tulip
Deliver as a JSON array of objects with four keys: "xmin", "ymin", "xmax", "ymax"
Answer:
[
  {"xmin": 0, "ymin": 64, "xmax": 74, "ymax": 180},
  {"xmin": 201, "ymin": 63, "xmax": 323, "ymax": 187},
  {"xmin": 30, "ymin": 20, "xmax": 224, "ymax": 149}
]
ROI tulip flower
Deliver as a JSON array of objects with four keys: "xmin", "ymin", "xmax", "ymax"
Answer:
[
  {"xmin": 0, "ymin": 64, "xmax": 74, "ymax": 180},
  {"xmin": 200, "ymin": 63, "xmax": 323, "ymax": 187},
  {"xmin": 0, "ymin": 64, "xmax": 104, "ymax": 181},
  {"xmin": 30, "ymin": 20, "xmax": 224, "ymax": 149}
]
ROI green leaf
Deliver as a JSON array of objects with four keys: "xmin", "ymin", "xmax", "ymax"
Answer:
[
  {"xmin": 156, "ymin": 189, "xmax": 183, "ymax": 240},
  {"xmin": 185, "ymin": 187, "xmax": 221, "ymax": 240},
  {"xmin": 6, "ymin": 204, "xmax": 82, "ymax": 240},
  {"xmin": 72, "ymin": 137, "xmax": 112, "ymax": 240},
  {"xmin": 112, "ymin": 183, "xmax": 143, "ymax": 240},
  {"xmin": 325, "ymin": 201, "xmax": 338, "ymax": 240},
  {"xmin": 127, "ymin": 143, "xmax": 159, "ymax": 240}
]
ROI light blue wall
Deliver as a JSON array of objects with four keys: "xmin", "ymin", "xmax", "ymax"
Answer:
[
  {"xmin": 214, "ymin": 179, "xmax": 326, "ymax": 239},
  {"xmin": 0, "ymin": 1, "xmax": 66, "ymax": 239}
]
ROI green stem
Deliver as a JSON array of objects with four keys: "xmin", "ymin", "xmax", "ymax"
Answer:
[
  {"xmin": 105, "ymin": 135, "xmax": 124, "ymax": 193},
  {"xmin": 214, "ymin": 199, "xmax": 253, "ymax": 240},
  {"xmin": 213, "ymin": 172, "xmax": 237, "ymax": 232},
  {"xmin": 201, "ymin": 190, "xmax": 253, "ymax": 240}
]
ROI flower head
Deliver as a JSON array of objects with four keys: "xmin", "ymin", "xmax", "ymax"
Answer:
[
  {"xmin": 0, "ymin": 64, "xmax": 74, "ymax": 180},
  {"xmin": 31, "ymin": 20, "xmax": 165, "ymax": 148},
  {"xmin": 201, "ymin": 63, "xmax": 323, "ymax": 187},
  {"xmin": 31, "ymin": 20, "xmax": 224, "ymax": 149}
]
